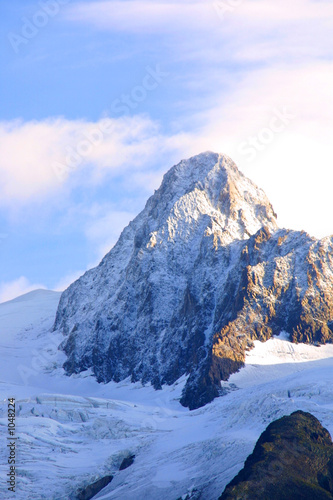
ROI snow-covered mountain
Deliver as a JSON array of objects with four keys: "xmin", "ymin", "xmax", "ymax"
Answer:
[{"xmin": 54, "ymin": 151, "xmax": 333, "ymax": 410}]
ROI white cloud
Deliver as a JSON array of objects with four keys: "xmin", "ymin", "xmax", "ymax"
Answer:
[
  {"xmin": 0, "ymin": 277, "xmax": 47, "ymax": 303},
  {"xmin": 66, "ymin": 0, "xmax": 333, "ymax": 32},
  {"xmin": 65, "ymin": 1, "xmax": 216, "ymax": 34},
  {"xmin": 3, "ymin": 62, "xmax": 333, "ymax": 239},
  {"xmin": 3, "ymin": 0, "xmax": 333, "ymax": 241},
  {"xmin": 187, "ymin": 62, "xmax": 333, "ymax": 238},
  {"xmin": 0, "ymin": 115, "xmax": 190, "ymax": 207},
  {"xmin": 65, "ymin": 0, "xmax": 333, "ymax": 63}
]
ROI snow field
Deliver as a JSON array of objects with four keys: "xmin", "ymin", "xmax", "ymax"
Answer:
[{"xmin": 0, "ymin": 290, "xmax": 333, "ymax": 499}]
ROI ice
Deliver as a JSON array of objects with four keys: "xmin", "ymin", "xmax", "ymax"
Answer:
[{"xmin": 0, "ymin": 289, "xmax": 333, "ymax": 499}]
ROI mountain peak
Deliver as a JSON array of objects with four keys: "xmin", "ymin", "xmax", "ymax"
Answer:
[
  {"xmin": 143, "ymin": 151, "xmax": 277, "ymax": 247},
  {"xmin": 53, "ymin": 152, "xmax": 333, "ymax": 410}
]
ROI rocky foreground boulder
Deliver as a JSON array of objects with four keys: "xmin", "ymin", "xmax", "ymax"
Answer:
[
  {"xmin": 53, "ymin": 152, "xmax": 333, "ymax": 409},
  {"xmin": 220, "ymin": 410, "xmax": 333, "ymax": 500}
]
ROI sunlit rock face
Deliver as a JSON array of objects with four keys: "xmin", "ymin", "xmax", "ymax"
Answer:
[{"xmin": 220, "ymin": 410, "xmax": 333, "ymax": 500}]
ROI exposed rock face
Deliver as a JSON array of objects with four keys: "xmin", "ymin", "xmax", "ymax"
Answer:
[
  {"xmin": 53, "ymin": 152, "xmax": 333, "ymax": 409},
  {"xmin": 119, "ymin": 454, "xmax": 135, "ymax": 471},
  {"xmin": 219, "ymin": 411, "xmax": 333, "ymax": 500},
  {"xmin": 76, "ymin": 475, "xmax": 113, "ymax": 500}
]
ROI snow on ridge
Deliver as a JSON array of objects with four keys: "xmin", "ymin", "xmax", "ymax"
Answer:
[
  {"xmin": 0, "ymin": 288, "xmax": 61, "ymax": 340},
  {"xmin": 230, "ymin": 334, "xmax": 333, "ymax": 389}
]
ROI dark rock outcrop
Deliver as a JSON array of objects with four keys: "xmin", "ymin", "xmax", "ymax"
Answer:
[
  {"xmin": 220, "ymin": 411, "xmax": 333, "ymax": 500},
  {"xmin": 76, "ymin": 475, "xmax": 113, "ymax": 500},
  {"xmin": 119, "ymin": 454, "xmax": 135, "ymax": 471},
  {"xmin": 53, "ymin": 152, "xmax": 333, "ymax": 410}
]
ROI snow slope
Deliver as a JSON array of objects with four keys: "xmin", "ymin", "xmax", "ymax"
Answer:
[{"xmin": 1, "ymin": 290, "xmax": 333, "ymax": 499}]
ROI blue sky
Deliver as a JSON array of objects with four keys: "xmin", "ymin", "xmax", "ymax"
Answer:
[{"xmin": 1, "ymin": 0, "xmax": 333, "ymax": 301}]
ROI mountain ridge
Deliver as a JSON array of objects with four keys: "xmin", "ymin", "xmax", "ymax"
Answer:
[{"xmin": 53, "ymin": 152, "xmax": 333, "ymax": 409}]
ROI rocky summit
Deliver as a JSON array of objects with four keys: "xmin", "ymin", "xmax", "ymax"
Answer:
[
  {"xmin": 220, "ymin": 410, "xmax": 333, "ymax": 500},
  {"xmin": 53, "ymin": 152, "xmax": 333, "ymax": 409}
]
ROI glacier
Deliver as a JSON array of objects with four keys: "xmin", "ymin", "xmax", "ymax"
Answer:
[{"xmin": 1, "ymin": 289, "xmax": 333, "ymax": 499}]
